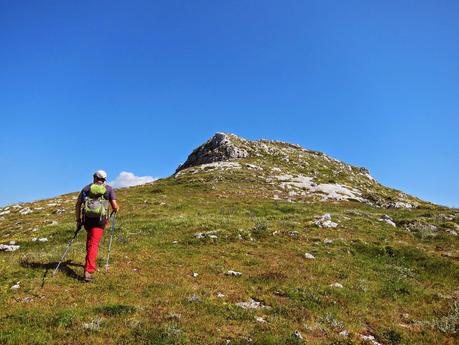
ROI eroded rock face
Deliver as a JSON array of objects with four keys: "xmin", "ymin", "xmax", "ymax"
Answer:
[{"xmin": 176, "ymin": 133, "xmax": 249, "ymax": 173}]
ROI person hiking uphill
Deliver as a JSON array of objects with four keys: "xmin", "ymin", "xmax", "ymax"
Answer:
[{"xmin": 75, "ymin": 170, "xmax": 119, "ymax": 282}]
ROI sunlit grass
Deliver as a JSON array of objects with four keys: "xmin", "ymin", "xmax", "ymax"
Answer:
[{"xmin": 0, "ymin": 174, "xmax": 458, "ymax": 344}]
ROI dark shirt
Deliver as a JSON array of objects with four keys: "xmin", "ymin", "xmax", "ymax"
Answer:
[
  {"xmin": 78, "ymin": 183, "xmax": 116, "ymax": 203},
  {"xmin": 78, "ymin": 183, "xmax": 116, "ymax": 229}
]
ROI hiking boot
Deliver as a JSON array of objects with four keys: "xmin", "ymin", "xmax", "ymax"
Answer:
[{"xmin": 84, "ymin": 271, "xmax": 93, "ymax": 282}]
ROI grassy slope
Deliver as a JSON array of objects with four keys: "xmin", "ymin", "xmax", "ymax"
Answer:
[{"xmin": 0, "ymin": 173, "xmax": 458, "ymax": 345}]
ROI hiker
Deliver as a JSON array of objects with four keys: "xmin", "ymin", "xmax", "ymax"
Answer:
[{"xmin": 75, "ymin": 170, "xmax": 119, "ymax": 282}]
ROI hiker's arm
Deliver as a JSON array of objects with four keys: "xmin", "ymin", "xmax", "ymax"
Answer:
[
  {"xmin": 75, "ymin": 199, "xmax": 82, "ymax": 222},
  {"xmin": 110, "ymin": 200, "xmax": 119, "ymax": 213},
  {"xmin": 109, "ymin": 187, "xmax": 119, "ymax": 213}
]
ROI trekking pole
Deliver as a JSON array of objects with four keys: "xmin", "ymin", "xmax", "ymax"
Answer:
[
  {"xmin": 53, "ymin": 225, "xmax": 82, "ymax": 276},
  {"xmin": 105, "ymin": 212, "xmax": 116, "ymax": 272}
]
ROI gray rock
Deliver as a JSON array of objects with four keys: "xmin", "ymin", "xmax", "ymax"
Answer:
[
  {"xmin": 82, "ymin": 318, "xmax": 102, "ymax": 331},
  {"xmin": 194, "ymin": 230, "xmax": 219, "ymax": 239},
  {"xmin": 292, "ymin": 330, "xmax": 303, "ymax": 340},
  {"xmin": 314, "ymin": 214, "xmax": 338, "ymax": 228},
  {"xmin": 359, "ymin": 334, "xmax": 382, "ymax": 345},
  {"xmin": 445, "ymin": 229, "xmax": 458, "ymax": 236},
  {"xmin": 386, "ymin": 201, "xmax": 414, "ymax": 209},
  {"xmin": 19, "ymin": 208, "xmax": 33, "ymax": 215},
  {"xmin": 236, "ymin": 298, "xmax": 270, "ymax": 309},
  {"xmin": 330, "ymin": 282, "xmax": 344, "ymax": 288},
  {"xmin": 304, "ymin": 252, "xmax": 315, "ymax": 259},
  {"xmin": 225, "ymin": 270, "xmax": 242, "ymax": 277},
  {"xmin": 187, "ymin": 294, "xmax": 201, "ymax": 302},
  {"xmin": 255, "ymin": 316, "xmax": 267, "ymax": 323},
  {"xmin": 339, "ymin": 330, "xmax": 349, "ymax": 337},
  {"xmin": 404, "ymin": 221, "xmax": 437, "ymax": 233},
  {"xmin": 176, "ymin": 133, "xmax": 249, "ymax": 173},
  {"xmin": 0, "ymin": 244, "xmax": 20, "ymax": 252},
  {"xmin": 380, "ymin": 215, "xmax": 396, "ymax": 227},
  {"xmin": 288, "ymin": 231, "xmax": 299, "ymax": 238}
]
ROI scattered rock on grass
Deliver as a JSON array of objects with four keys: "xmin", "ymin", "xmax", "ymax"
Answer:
[
  {"xmin": 288, "ymin": 231, "xmax": 299, "ymax": 238},
  {"xmin": 304, "ymin": 252, "xmax": 315, "ymax": 260},
  {"xmin": 359, "ymin": 334, "xmax": 382, "ymax": 345},
  {"xmin": 45, "ymin": 220, "xmax": 59, "ymax": 226},
  {"xmin": 330, "ymin": 282, "xmax": 344, "ymax": 289},
  {"xmin": 19, "ymin": 208, "xmax": 33, "ymax": 215},
  {"xmin": 445, "ymin": 228, "xmax": 458, "ymax": 236},
  {"xmin": 194, "ymin": 230, "xmax": 219, "ymax": 239},
  {"xmin": 0, "ymin": 244, "xmax": 20, "ymax": 252},
  {"xmin": 83, "ymin": 318, "xmax": 102, "ymax": 331},
  {"xmin": 379, "ymin": 215, "xmax": 396, "ymax": 227},
  {"xmin": 314, "ymin": 214, "xmax": 338, "ymax": 228},
  {"xmin": 255, "ymin": 316, "xmax": 267, "ymax": 323},
  {"xmin": 339, "ymin": 330, "xmax": 349, "ymax": 337},
  {"xmin": 187, "ymin": 294, "xmax": 201, "ymax": 302},
  {"xmin": 192, "ymin": 272, "xmax": 199, "ymax": 278},
  {"xmin": 403, "ymin": 221, "xmax": 437, "ymax": 235},
  {"xmin": 236, "ymin": 298, "xmax": 270, "ymax": 309},
  {"xmin": 225, "ymin": 270, "xmax": 242, "ymax": 277},
  {"xmin": 441, "ymin": 252, "xmax": 459, "ymax": 260},
  {"xmin": 292, "ymin": 330, "xmax": 303, "ymax": 340},
  {"xmin": 386, "ymin": 202, "xmax": 413, "ymax": 209}
]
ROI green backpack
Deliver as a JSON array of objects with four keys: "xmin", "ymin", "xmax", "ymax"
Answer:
[{"xmin": 83, "ymin": 184, "xmax": 109, "ymax": 222}]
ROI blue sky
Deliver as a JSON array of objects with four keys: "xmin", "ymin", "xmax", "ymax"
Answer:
[{"xmin": 0, "ymin": 0, "xmax": 458, "ymax": 207}]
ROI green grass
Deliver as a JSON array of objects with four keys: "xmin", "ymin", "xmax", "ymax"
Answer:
[{"xmin": 0, "ymin": 171, "xmax": 458, "ymax": 344}]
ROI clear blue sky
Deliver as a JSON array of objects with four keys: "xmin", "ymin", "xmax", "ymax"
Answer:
[{"xmin": 1, "ymin": 1, "xmax": 458, "ymax": 207}]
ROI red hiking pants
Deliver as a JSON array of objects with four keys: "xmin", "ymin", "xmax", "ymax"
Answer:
[{"xmin": 85, "ymin": 227, "xmax": 104, "ymax": 273}]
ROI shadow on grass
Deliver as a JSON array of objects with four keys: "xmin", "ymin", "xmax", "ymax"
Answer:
[{"xmin": 20, "ymin": 259, "xmax": 85, "ymax": 286}]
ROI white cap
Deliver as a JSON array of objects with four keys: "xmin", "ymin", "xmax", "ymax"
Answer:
[{"xmin": 94, "ymin": 170, "xmax": 107, "ymax": 180}]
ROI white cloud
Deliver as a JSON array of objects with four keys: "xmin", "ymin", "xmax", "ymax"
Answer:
[{"xmin": 110, "ymin": 171, "xmax": 156, "ymax": 188}]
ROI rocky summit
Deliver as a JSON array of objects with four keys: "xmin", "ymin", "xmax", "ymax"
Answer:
[
  {"xmin": 0, "ymin": 133, "xmax": 457, "ymax": 345},
  {"xmin": 175, "ymin": 132, "xmax": 426, "ymax": 209}
]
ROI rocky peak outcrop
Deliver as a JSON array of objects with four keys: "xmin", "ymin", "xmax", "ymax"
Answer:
[
  {"xmin": 175, "ymin": 133, "xmax": 249, "ymax": 173},
  {"xmin": 174, "ymin": 132, "xmax": 426, "ymax": 209}
]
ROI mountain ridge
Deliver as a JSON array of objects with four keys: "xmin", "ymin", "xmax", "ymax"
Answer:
[{"xmin": 174, "ymin": 132, "xmax": 429, "ymax": 209}]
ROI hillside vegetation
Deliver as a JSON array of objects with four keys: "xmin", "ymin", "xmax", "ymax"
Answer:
[{"xmin": 0, "ymin": 133, "xmax": 458, "ymax": 345}]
